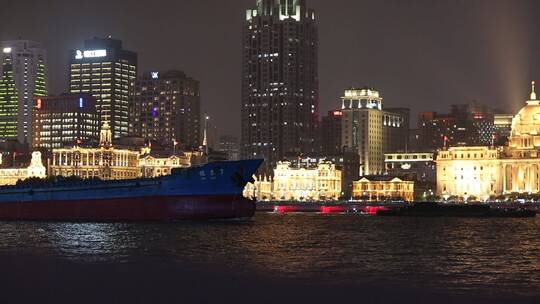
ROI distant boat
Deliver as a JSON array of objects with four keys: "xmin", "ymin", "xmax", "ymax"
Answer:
[
  {"xmin": 0, "ymin": 159, "xmax": 263, "ymax": 221},
  {"xmin": 377, "ymin": 202, "xmax": 536, "ymax": 218}
]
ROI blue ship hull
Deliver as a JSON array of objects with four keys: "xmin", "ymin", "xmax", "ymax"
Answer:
[{"xmin": 0, "ymin": 159, "xmax": 263, "ymax": 221}]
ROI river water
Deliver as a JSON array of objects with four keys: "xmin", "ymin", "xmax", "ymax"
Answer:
[{"xmin": 0, "ymin": 213, "xmax": 539, "ymax": 303}]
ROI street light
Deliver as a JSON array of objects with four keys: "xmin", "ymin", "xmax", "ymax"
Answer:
[{"xmin": 203, "ymin": 114, "xmax": 210, "ymax": 155}]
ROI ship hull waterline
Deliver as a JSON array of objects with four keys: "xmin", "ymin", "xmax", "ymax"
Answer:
[{"xmin": 0, "ymin": 194, "xmax": 256, "ymax": 222}]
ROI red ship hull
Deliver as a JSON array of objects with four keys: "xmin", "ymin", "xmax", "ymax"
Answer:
[{"xmin": 0, "ymin": 195, "xmax": 256, "ymax": 221}]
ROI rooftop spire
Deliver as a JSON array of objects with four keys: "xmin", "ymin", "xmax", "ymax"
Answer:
[
  {"xmin": 99, "ymin": 122, "xmax": 112, "ymax": 148},
  {"xmin": 531, "ymin": 81, "xmax": 537, "ymax": 100}
]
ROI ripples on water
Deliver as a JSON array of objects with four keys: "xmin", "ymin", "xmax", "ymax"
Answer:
[{"xmin": 0, "ymin": 213, "xmax": 539, "ymax": 298}]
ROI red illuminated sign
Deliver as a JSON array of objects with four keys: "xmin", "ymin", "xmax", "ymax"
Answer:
[{"xmin": 36, "ymin": 99, "xmax": 42, "ymax": 109}]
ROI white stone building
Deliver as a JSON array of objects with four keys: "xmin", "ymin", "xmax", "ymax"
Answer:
[
  {"xmin": 437, "ymin": 82, "xmax": 540, "ymax": 199},
  {"xmin": 0, "ymin": 151, "xmax": 46, "ymax": 186},
  {"xmin": 244, "ymin": 160, "xmax": 342, "ymax": 201}
]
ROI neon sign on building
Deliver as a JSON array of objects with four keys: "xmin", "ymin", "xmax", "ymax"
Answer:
[{"xmin": 75, "ymin": 49, "xmax": 107, "ymax": 60}]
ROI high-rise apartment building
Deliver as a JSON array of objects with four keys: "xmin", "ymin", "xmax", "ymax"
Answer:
[
  {"xmin": 341, "ymin": 87, "xmax": 408, "ymax": 176},
  {"xmin": 32, "ymin": 94, "xmax": 100, "ymax": 149},
  {"xmin": 69, "ymin": 37, "xmax": 137, "ymax": 139},
  {"xmin": 129, "ymin": 71, "xmax": 200, "ymax": 149},
  {"xmin": 241, "ymin": 0, "xmax": 319, "ymax": 172},
  {"xmin": 0, "ymin": 40, "xmax": 47, "ymax": 145}
]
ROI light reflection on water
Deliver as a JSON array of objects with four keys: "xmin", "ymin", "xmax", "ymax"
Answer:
[{"xmin": 0, "ymin": 213, "xmax": 539, "ymax": 297}]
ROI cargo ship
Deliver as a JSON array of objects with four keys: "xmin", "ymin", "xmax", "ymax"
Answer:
[
  {"xmin": 377, "ymin": 202, "xmax": 536, "ymax": 218},
  {"xmin": 0, "ymin": 159, "xmax": 263, "ymax": 221}
]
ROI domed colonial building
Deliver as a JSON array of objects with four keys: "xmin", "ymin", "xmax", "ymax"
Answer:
[
  {"xmin": 508, "ymin": 81, "xmax": 540, "ymax": 154},
  {"xmin": 437, "ymin": 82, "xmax": 540, "ymax": 199}
]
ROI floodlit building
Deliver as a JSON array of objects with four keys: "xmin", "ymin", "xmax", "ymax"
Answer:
[
  {"xmin": 281, "ymin": 153, "xmax": 359, "ymax": 198},
  {"xmin": 243, "ymin": 176, "xmax": 273, "ymax": 201},
  {"xmin": 437, "ymin": 82, "xmax": 540, "ymax": 199},
  {"xmin": 32, "ymin": 94, "xmax": 100, "ymax": 149},
  {"xmin": 69, "ymin": 37, "xmax": 137, "ymax": 139},
  {"xmin": 0, "ymin": 151, "xmax": 46, "ymax": 186},
  {"xmin": 244, "ymin": 160, "xmax": 342, "ymax": 201},
  {"xmin": 241, "ymin": 0, "xmax": 319, "ymax": 172},
  {"xmin": 352, "ymin": 176, "xmax": 414, "ymax": 202},
  {"xmin": 341, "ymin": 87, "xmax": 408, "ymax": 175},
  {"xmin": 48, "ymin": 123, "xmax": 140, "ymax": 180},
  {"xmin": 437, "ymin": 146, "xmax": 501, "ymax": 199},
  {"xmin": 273, "ymin": 160, "xmax": 341, "ymax": 201},
  {"xmin": 139, "ymin": 154, "xmax": 191, "ymax": 178},
  {"xmin": 0, "ymin": 40, "xmax": 48, "ymax": 145}
]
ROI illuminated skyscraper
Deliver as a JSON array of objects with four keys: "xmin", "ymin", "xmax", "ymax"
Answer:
[
  {"xmin": 69, "ymin": 37, "xmax": 137, "ymax": 139},
  {"xmin": 32, "ymin": 94, "xmax": 100, "ymax": 149},
  {"xmin": 0, "ymin": 40, "xmax": 48, "ymax": 145},
  {"xmin": 241, "ymin": 0, "xmax": 319, "ymax": 172},
  {"xmin": 129, "ymin": 71, "xmax": 201, "ymax": 149}
]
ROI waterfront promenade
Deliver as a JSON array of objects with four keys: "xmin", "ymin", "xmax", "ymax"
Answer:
[{"xmin": 256, "ymin": 201, "xmax": 540, "ymax": 213}]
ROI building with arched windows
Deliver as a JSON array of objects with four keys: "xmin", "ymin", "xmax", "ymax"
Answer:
[
  {"xmin": 48, "ymin": 123, "xmax": 140, "ymax": 180},
  {"xmin": 244, "ymin": 160, "xmax": 342, "ymax": 201},
  {"xmin": 352, "ymin": 176, "xmax": 414, "ymax": 202},
  {"xmin": 139, "ymin": 154, "xmax": 192, "ymax": 178},
  {"xmin": 437, "ymin": 82, "xmax": 540, "ymax": 199}
]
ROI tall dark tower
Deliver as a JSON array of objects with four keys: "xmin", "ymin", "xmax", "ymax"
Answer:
[
  {"xmin": 241, "ymin": 0, "xmax": 319, "ymax": 172},
  {"xmin": 129, "ymin": 71, "xmax": 201, "ymax": 150}
]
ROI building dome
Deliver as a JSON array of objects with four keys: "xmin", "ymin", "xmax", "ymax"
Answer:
[{"xmin": 509, "ymin": 81, "xmax": 540, "ymax": 148}]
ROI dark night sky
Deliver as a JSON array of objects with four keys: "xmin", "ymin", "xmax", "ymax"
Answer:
[{"xmin": 1, "ymin": 0, "xmax": 539, "ymax": 139}]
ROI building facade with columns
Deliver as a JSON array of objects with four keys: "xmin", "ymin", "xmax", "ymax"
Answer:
[
  {"xmin": 437, "ymin": 82, "xmax": 540, "ymax": 199},
  {"xmin": 139, "ymin": 154, "xmax": 192, "ymax": 178},
  {"xmin": 244, "ymin": 160, "xmax": 342, "ymax": 202},
  {"xmin": 48, "ymin": 123, "xmax": 140, "ymax": 180},
  {"xmin": 352, "ymin": 176, "xmax": 414, "ymax": 202}
]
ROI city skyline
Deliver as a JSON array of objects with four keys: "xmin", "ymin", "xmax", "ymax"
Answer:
[
  {"xmin": 2, "ymin": 0, "xmax": 539, "ymax": 140},
  {"xmin": 1, "ymin": 2, "xmax": 540, "ymax": 302}
]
